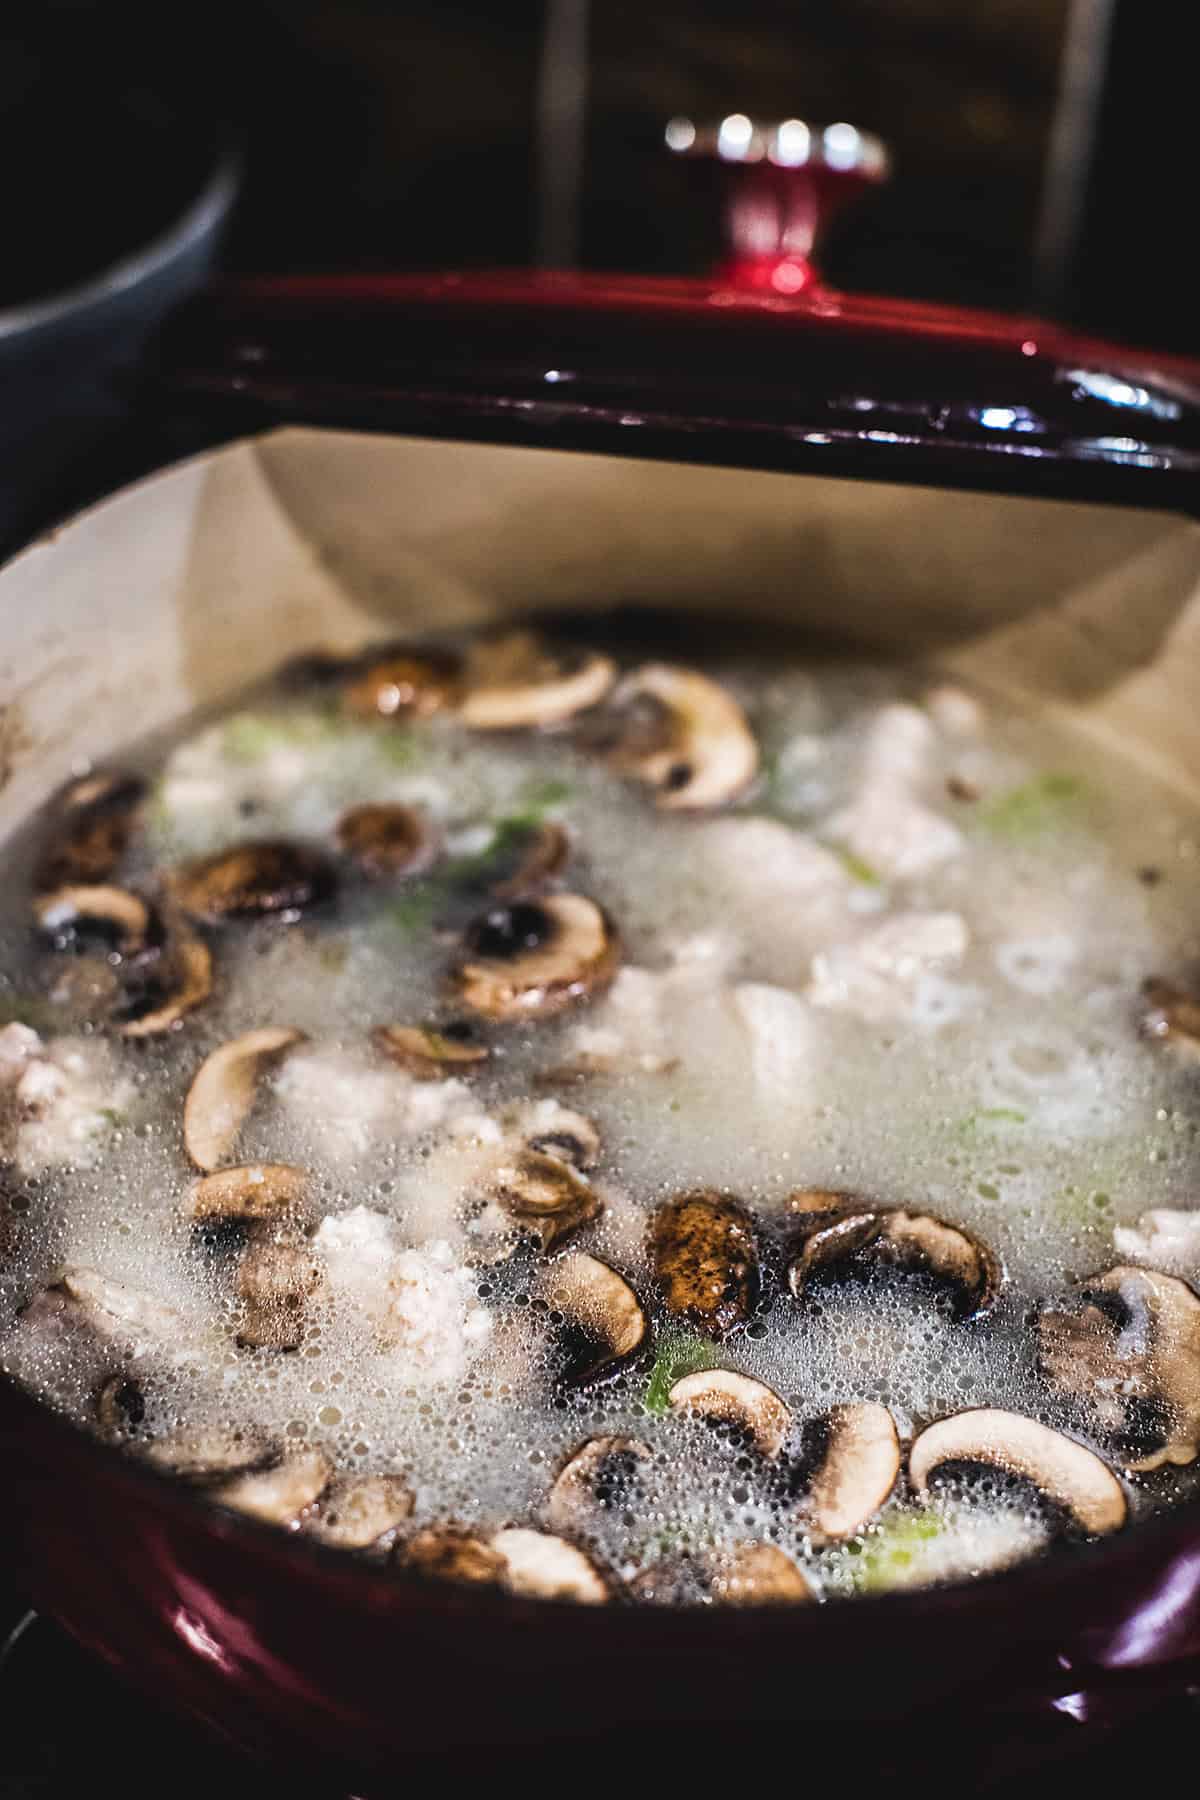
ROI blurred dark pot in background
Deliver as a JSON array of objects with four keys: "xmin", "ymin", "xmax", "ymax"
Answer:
[{"xmin": 0, "ymin": 142, "xmax": 240, "ymax": 553}]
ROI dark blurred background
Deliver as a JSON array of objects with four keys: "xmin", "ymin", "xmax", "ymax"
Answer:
[{"xmin": 0, "ymin": 0, "xmax": 1190, "ymax": 348}]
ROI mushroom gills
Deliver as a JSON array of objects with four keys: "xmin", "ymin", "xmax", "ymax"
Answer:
[
  {"xmin": 908, "ymin": 1408, "xmax": 1127, "ymax": 1536},
  {"xmin": 1038, "ymin": 1265, "xmax": 1200, "ymax": 1471},
  {"xmin": 537, "ymin": 1253, "xmax": 646, "ymax": 1386},
  {"xmin": 452, "ymin": 894, "xmax": 619, "ymax": 1023},
  {"xmin": 649, "ymin": 1191, "xmax": 760, "ymax": 1339},
  {"xmin": 667, "ymin": 1369, "xmax": 792, "ymax": 1459},
  {"xmin": 787, "ymin": 1195, "xmax": 1001, "ymax": 1322},
  {"xmin": 235, "ymin": 1240, "xmax": 324, "ymax": 1351},
  {"xmin": 545, "ymin": 1435, "xmax": 654, "ymax": 1534}
]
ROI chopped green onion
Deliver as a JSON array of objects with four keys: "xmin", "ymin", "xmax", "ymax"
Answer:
[
  {"xmin": 978, "ymin": 773, "xmax": 1086, "ymax": 839},
  {"xmin": 643, "ymin": 1331, "xmax": 718, "ymax": 1416}
]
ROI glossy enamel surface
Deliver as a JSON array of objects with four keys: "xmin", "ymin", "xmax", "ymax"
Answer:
[{"xmin": 158, "ymin": 271, "xmax": 1200, "ymax": 513}]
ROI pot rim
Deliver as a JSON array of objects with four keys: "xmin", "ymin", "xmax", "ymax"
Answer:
[{"xmin": 0, "ymin": 139, "xmax": 242, "ymax": 346}]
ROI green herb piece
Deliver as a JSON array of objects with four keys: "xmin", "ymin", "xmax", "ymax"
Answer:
[
  {"xmin": 828, "ymin": 844, "xmax": 883, "ymax": 887},
  {"xmin": 221, "ymin": 703, "xmax": 358, "ymax": 766},
  {"xmin": 0, "ymin": 995, "xmax": 56, "ymax": 1032},
  {"xmin": 384, "ymin": 888, "xmax": 441, "ymax": 933},
  {"xmin": 643, "ymin": 1331, "xmax": 719, "ymax": 1416},
  {"xmin": 978, "ymin": 773, "xmax": 1087, "ymax": 839},
  {"xmin": 97, "ymin": 1108, "xmax": 127, "ymax": 1129},
  {"xmin": 849, "ymin": 1510, "xmax": 945, "ymax": 1593},
  {"xmin": 515, "ymin": 775, "xmax": 572, "ymax": 816},
  {"xmin": 375, "ymin": 729, "xmax": 420, "ymax": 768},
  {"xmin": 956, "ymin": 1107, "xmax": 1027, "ymax": 1139}
]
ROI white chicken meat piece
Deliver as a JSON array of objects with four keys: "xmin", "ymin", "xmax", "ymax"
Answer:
[
  {"xmin": 808, "ymin": 911, "xmax": 969, "ymax": 1023},
  {"xmin": 1, "ymin": 1025, "xmax": 134, "ymax": 1173},
  {"xmin": 568, "ymin": 935, "xmax": 818, "ymax": 1111},
  {"xmin": 687, "ymin": 819, "xmax": 858, "ymax": 980},
  {"xmin": 313, "ymin": 1206, "xmax": 491, "ymax": 1383},
  {"xmin": 1113, "ymin": 1209, "xmax": 1200, "ymax": 1278},
  {"xmin": 827, "ymin": 704, "xmax": 963, "ymax": 881},
  {"xmin": 273, "ymin": 1043, "xmax": 476, "ymax": 1166}
]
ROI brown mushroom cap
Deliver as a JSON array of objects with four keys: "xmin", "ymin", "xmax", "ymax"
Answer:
[
  {"xmin": 336, "ymin": 804, "xmax": 440, "ymax": 879},
  {"xmin": 172, "ymin": 840, "xmax": 336, "ymax": 922},
  {"xmin": 1039, "ymin": 1265, "xmax": 1200, "ymax": 1471},
  {"xmin": 403, "ymin": 1527, "xmax": 507, "ymax": 1585},
  {"xmin": 490, "ymin": 1528, "xmax": 610, "ymax": 1604},
  {"xmin": 34, "ymin": 772, "xmax": 145, "ymax": 892},
  {"xmin": 304, "ymin": 1475, "xmax": 414, "ymax": 1550},
  {"xmin": 34, "ymin": 884, "xmax": 153, "ymax": 956},
  {"xmin": 1141, "ymin": 978, "xmax": 1200, "ymax": 1050},
  {"xmin": 235, "ymin": 1240, "xmax": 324, "ymax": 1351},
  {"xmin": 796, "ymin": 1402, "xmax": 901, "ymax": 1542},
  {"xmin": 787, "ymin": 1195, "xmax": 1001, "ymax": 1322},
  {"xmin": 545, "ymin": 1434, "xmax": 654, "ymax": 1533},
  {"xmin": 184, "ymin": 1026, "xmax": 305, "ymax": 1172},
  {"xmin": 630, "ymin": 1542, "xmax": 814, "ymax": 1607},
  {"xmin": 458, "ymin": 630, "xmax": 616, "ymax": 731},
  {"xmin": 490, "ymin": 1150, "xmax": 602, "ymax": 1252},
  {"xmin": 141, "ymin": 1427, "xmax": 277, "ymax": 1483},
  {"xmin": 595, "ymin": 663, "xmax": 759, "ymax": 810},
  {"xmin": 668, "ymin": 1369, "xmax": 792, "ymax": 1459},
  {"xmin": 188, "ymin": 1163, "xmax": 309, "ymax": 1224},
  {"xmin": 342, "ymin": 650, "xmax": 461, "ymax": 720},
  {"xmin": 537, "ymin": 1253, "xmax": 646, "ymax": 1382},
  {"xmin": 649, "ymin": 1191, "xmax": 760, "ymax": 1339},
  {"xmin": 116, "ymin": 913, "xmax": 213, "ymax": 1038},
  {"xmin": 214, "ymin": 1447, "xmax": 332, "ymax": 1525},
  {"xmin": 452, "ymin": 894, "xmax": 619, "ymax": 1022},
  {"xmin": 94, "ymin": 1371, "xmax": 149, "ymax": 1440},
  {"xmin": 372, "ymin": 1024, "xmax": 489, "ymax": 1080},
  {"xmin": 908, "ymin": 1408, "xmax": 1127, "ymax": 1536}
]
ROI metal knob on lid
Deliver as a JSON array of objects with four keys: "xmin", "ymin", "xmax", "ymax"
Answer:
[{"xmin": 665, "ymin": 114, "xmax": 889, "ymax": 295}]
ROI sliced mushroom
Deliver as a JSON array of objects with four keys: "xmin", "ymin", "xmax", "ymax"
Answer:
[
  {"xmin": 184, "ymin": 1026, "xmax": 305, "ymax": 1172},
  {"xmin": 489, "ymin": 822, "xmax": 570, "ymax": 901},
  {"xmin": 403, "ymin": 1527, "xmax": 506, "ymax": 1585},
  {"xmin": 336, "ymin": 804, "xmax": 440, "ymax": 879},
  {"xmin": 172, "ymin": 840, "xmax": 336, "ymax": 922},
  {"xmin": 908, "ymin": 1408, "xmax": 1127, "ymax": 1536},
  {"xmin": 1038, "ymin": 1265, "xmax": 1200, "ymax": 1471},
  {"xmin": 188, "ymin": 1163, "xmax": 309, "ymax": 1224},
  {"xmin": 235, "ymin": 1240, "xmax": 324, "ymax": 1350},
  {"xmin": 649, "ymin": 1191, "xmax": 760, "ymax": 1339},
  {"xmin": 545, "ymin": 1434, "xmax": 654, "ymax": 1534},
  {"xmin": 94, "ymin": 1371, "xmax": 148, "ymax": 1439},
  {"xmin": 537, "ymin": 1253, "xmax": 646, "ymax": 1383},
  {"xmin": 489, "ymin": 1150, "xmax": 602, "ymax": 1253},
  {"xmin": 141, "ymin": 1426, "xmax": 277, "ymax": 1484},
  {"xmin": 214, "ymin": 1446, "xmax": 332, "ymax": 1525},
  {"xmin": 591, "ymin": 664, "xmax": 758, "ymax": 810},
  {"xmin": 34, "ymin": 772, "xmax": 145, "ymax": 891},
  {"xmin": 54, "ymin": 1266, "xmax": 183, "ymax": 1350},
  {"xmin": 34, "ymin": 884, "xmax": 153, "ymax": 956},
  {"xmin": 304, "ymin": 1474, "xmax": 414, "ymax": 1550},
  {"xmin": 342, "ymin": 649, "xmax": 461, "ymax": 720},
  {"xmin": 630, "ymin": 1542, "xmax": 813, "ymax": 1607},
  {"xmin": 490, "ymin": 1528, "xmax": 610, "ymax": 1604},
  {"xmin": 452, "ymin": 895, "xmax": 619, "ymax": 1022},
  {"xmin": 458, "ymin": 630, "xmax": 616, "ymax": 731},
  {"xmin": 116, "ymin": 913, "xmax": 212, "ymax": 1038},
  {"xmin": 795, "ymin": 1402, "xmax": 901, "ymax": 1542},
  {"xmin": 668, "ymin": 1370, "xmax": 792, "ymax": 1459},
  {"xmin": 372, "ymin": 1023, "xmax": 489, "ymax": 1080},
  {"xmin": 787, "ymin": 1196, "xmax": 1000, "ymax": 1322},
  {"xmin": 1141, "ymin": 978, "xmax": 1200, "ymax": 1051},
  {"xmin": 501, "ymin": 1098, "xmax": 600, "ymax": 1169}
]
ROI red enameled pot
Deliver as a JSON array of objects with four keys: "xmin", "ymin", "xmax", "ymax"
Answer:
[{"xmin": 3, "ymin": 116, "xmax": 1200, "ymax": 1786}]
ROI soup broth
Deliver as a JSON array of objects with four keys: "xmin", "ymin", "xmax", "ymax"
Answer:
[{"xmin": 3, "ymin": 619, "xmax": 1200, "ymax": 1606}]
